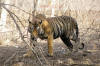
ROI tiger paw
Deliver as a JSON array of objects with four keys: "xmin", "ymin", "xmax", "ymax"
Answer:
[
  {"xmin": 23, "ymin": 53, "xmax": 32, "ymax": 58},
  {"xmin": 72, "ymin": 49, "xmax": 78, "ymax": 53},
  {"xmin": 68, "ymin": 48, "xmax": 73, "ymax": 52},
  {"xmin": 47, "ymin": 53, "xmax": 53, "ymax": 57}
]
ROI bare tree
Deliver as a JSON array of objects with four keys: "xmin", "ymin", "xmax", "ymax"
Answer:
[
  {"xmin": 32, "ymin": 0, "xmax": 38, "ymax": 15},
  {"xmin": 0, "ymin": 0, "xmax": 10, "ymax": 31},
  {"xmin": 51, "ymin": 0, "xmax": 55, "ymax": 17}
]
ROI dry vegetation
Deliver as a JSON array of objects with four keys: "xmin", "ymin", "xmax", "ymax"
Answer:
[{"xmin": 0, "ymin": 0, "xmax": 100, "ymax": 66}]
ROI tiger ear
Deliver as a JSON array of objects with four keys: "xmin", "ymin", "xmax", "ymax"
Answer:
[
  {"xmin": 32, "ymin": 11, "xmax": 35, "ymax": 16},
  {"xmin": 29, "ymin": 21, "xmax": 31, "ymax": 24},
  {"xmin": 39, "ymin": 20, "xmax": 42, "ymax": 24},
  {"xmin": 28, "ymin": 19, "xmax": 31, "ymax": 23}
]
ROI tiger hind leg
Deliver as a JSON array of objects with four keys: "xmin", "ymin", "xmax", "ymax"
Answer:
[
  {"xmin": 74, "ymin": 38, "xmax": 85, "ymax": 50},
  {"xmin": 71, "ymin": 37, "xmax": 85, "ymax": 52},
  {"xmin": 60, "ymin": 36, "xmax": 73, "ymax": 52}
]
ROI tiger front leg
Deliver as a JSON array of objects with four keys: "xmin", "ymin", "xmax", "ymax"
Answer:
[
  {"xmin": 47, "ymin": 34, "xmax": 53, "ymax": 56},
  {"xmin": 23, "ymin": 38, "xmax": 35, "ymax": 57},
  {"xmin": 23, "ymin": 49, "xmax": 33, "ymax": 57}
]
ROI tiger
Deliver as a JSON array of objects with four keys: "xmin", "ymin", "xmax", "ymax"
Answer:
[{"xmin": 23, "ymin": 14, "xmax": 84, "ymax": 57}]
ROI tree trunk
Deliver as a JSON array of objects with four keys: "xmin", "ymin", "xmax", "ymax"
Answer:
[
  {"xmin": 51, "ymin": 0, "xmax": 55, "ymax": 17},
  {"xmin": 0, "ymin": 0, "xmax": 10, "ymax": 32}
]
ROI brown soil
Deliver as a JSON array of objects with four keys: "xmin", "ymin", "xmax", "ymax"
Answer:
[{"xmin": 0, "ymin": 41, "xmax": 100, "ymax": 66}]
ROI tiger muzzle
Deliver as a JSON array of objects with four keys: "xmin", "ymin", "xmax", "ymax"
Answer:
[{"xmin": 31, "ymin": 34, "xmax": 37, "ymax": 41}]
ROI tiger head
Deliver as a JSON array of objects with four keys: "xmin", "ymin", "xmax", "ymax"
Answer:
[{"xmin": 28, "ymin": 14, "xmax": 46, "ymax": 40}]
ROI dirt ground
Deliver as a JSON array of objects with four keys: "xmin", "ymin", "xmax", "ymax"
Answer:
[{"xmin": 0, "ymin": 40, "xmax": 100, "ymax": 66}]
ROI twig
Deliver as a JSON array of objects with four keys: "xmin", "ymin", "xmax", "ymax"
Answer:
[
  {"xmin": 3, "ymin": 6, "xmax": 24, "ymax": 41},
  {"xmin": 0, "ymin": 3, "xmax": 32, "ymax": 15},
  {"xmin": 39, "ymin": 46, "xmax": 51, "ymax": 66},
  {"xmin": 3, "ymin": 6, "xmax": 43, "ymax": 65},
  {"xmin": 10, "ymin": 12, "xmax": 25, "ymax": 29},
  {"xmin": 4, "ymin": 52, "xmax": 16, "ymax": 66},
  {"xmin": 1, "ymin": 3, "xmax": 51, "ymax": 66},
  {"xmin": 1, "ymin": 4, "xmax": 25, "ymax": 29}
]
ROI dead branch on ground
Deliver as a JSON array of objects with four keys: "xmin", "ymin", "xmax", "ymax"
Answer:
[{"xmin": 0, "ymin": 3, "xmax": 50, "ymax": 66}]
